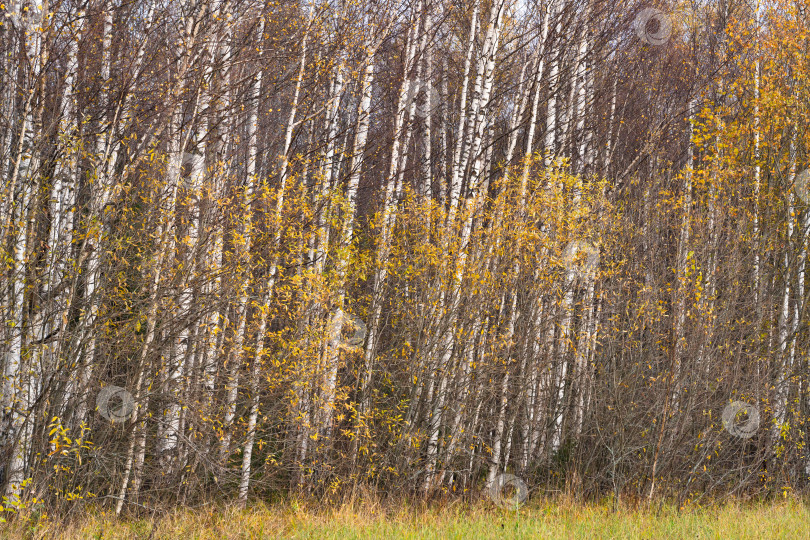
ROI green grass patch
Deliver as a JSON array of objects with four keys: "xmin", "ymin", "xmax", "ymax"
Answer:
[{"xmin": 2, "ymin": 498, "xmax": 808, "ymax": 539}]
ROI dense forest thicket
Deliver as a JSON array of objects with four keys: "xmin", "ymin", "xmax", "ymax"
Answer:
[{"xmin": 2, "ymin": 0, "xmax": 810, "ymax": 516}]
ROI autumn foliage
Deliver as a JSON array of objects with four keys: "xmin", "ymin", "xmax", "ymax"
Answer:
[{"xmin": 2, "ymin": 0, "xmax": 810, "ymax": 518}]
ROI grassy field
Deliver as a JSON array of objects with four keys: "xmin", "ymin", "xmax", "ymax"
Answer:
[{"xmin": 2, "ymin": 498, "xmax": 809, "ymax": 539}]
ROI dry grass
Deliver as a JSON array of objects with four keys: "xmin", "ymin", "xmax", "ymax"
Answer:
[{"xmin": 2, "ymin": 497, "xmax": 809, "ymax": 539}]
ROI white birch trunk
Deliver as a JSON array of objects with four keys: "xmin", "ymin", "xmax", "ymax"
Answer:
[{"xmin": 236, "ymin": 7, "xmax": 312, "ymax": 498}]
